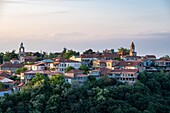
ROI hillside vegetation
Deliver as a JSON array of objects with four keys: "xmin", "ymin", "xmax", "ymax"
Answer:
[{"xmin": 0, "ymin": 72, "xmax": 170, "ymax": 113}]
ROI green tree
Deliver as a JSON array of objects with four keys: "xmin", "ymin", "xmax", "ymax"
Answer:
[
  {"xmin": 162, "ymin": 55, "xmax": 170, "ymax": 58},
  {"xmin": 49, "ymin": 74, "xmax": 65, "ymax": 85},
  {"xmin": 64, "ymin": 49, "xmax": 79, "ymax": 59},
  {"xmin": 0, "ymin": 52, "xmax": 4, "ymax": 64},
  {"xmin": 79, "ymin": 65, "xmax": 89, "ymax": 74},
  {"xmin": 3, "ymin": 50, "xmax": 18, "ymax": 61},
  {"xmin": 48, "ymin": 52, "xmax": 57, "ymax": 59},
  {"xmin": 83, "ymin": 49, "xmax": 94, "ymax": 54},
  {"xmin": 65, "ymin": 66, "xmax": 75, "ymax": 72},
  {"xmin": 62, "ymin": 47, "xmax": 67, "ymax": 54},
  {"xmin": 0, "ymin": 71, "xmax": 170, "ymax": 113},
  {"xmin": 15, "ymin": 67, "xmax": 28, "ymax": 74},
  {"xmin": 0, "ymin": 82, "xmax": 5, "ymax": 90},
  {"xmin": 118, "ymin": 47, "xmax": 130, "ymax": 52},
  {"xmin": 9, "ymin": 76, "xmax": 20, "ymax": 81}
]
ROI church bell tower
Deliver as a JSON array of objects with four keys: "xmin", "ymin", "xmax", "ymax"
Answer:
[
  {"xmin": 129, "ymin": 41, "xmax": 137, "ymax": 56},
  {"xmin": 19, "ymin": 42, "xmax": 26, "ymax": 62}
]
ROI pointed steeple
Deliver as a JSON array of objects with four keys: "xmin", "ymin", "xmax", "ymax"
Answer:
[
  {"xmin": 129, "ymin": 41, "xmax": 137, "ymax": 56},
  {"xmin": 19, "ymin": 42, "xmax": 25, "ymax": 53},
  {"xmin": 130, "ymin": 41, "xmax": 135, "ymax": 51}
]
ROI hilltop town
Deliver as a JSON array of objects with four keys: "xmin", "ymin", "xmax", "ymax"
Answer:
[{"xmin": 0, "ymin": 42, "xmax": 170, "ymax": 96}]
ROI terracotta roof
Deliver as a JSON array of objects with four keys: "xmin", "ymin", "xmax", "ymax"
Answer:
[
  {"xmin": 92, "ymin": 67, "xmax": 112, "ymax": 76},
  {"xmin": 106, "ymin": 60, "xmax": 120, "ymax": 63},
  {"xmin": 11, "ymin": 58, "xmax": 19, "ymax": 60},
  {"xmin": 100, "ymin": 68, "xmax": 112, "ymax": 76},
  {"xmin": 102, "ymin": 53, "xmax": 120, "ymax": 58},
  {"xmin": 24, "ymin": 56, "xmax": 37, "ymax": 62},
  {"xmin": 93, "ymin": 60, "xmax": 107, "ymax": 63},
  {"xmin": 0, "ymin": 62, "xmax": 24, "ymax": 68},
  {"xmin": 155, "ymin": 58, "xmax": 170, "ymax": 62},
  {"xmin": 75, "ymin": 74, "xmax": 89, "ymax": 77},
  {"xmin": 145, "ymin": 55, "xmax": 156, "ymax": 59},
  {"xmin": 55, "ymin": 58, "xmax": 81, "ymax": 63},
  {"xmin": 116, "ymin": 61, "xmax": 142, "ymax": 67},
  {"xmin": 95, "ymin": 60, "xmax": 120, "ymax": 63},
  {"xmin": 0, "ymin": 77, "xmax": 14, "ymax": 83},
  {"xmin": 0, "ymin": 71, "xmax": 11, "ymax": 77},
  {"xmin": 123, "ymin": 56, "xmax": 141, "ymax": 59},
  {"xmin": 34, "ymin": 62, "xmax": 46, "ymax": 66},
  {"xmin": 66, "ymin": 69, "xmax": 84, "ymax": 74},
  {"xmin": 110, "ymin": 69, "xmax": 139, "ymax": 74},
  {"xmin": 0, "ymin": 88, "xmax": 11, "ymax": 92},
  {"xmin": 25, "ymin": 70, "xmax": 62, "ymax": 75},
  {"xmin": 80, "ymin": 54, "xmax": 101, "ymax": 58},
  {"xmin": 18, "ymin": 83, "xmax": 24, "ymax": 87}
]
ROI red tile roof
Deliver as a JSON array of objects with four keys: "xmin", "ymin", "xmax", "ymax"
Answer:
[
  {"xmin": 25, "ymin": 70, "xmax": 62, "ymax": 75},
  {"xmin": 102, "ymin": 53, "xmax": 120, "ymax": 58},
  {"xmin": 0, "ymin": 88, "xmax": 11, "ymax": 92},
  {"xmin": 34, "ymin": 62, "xmax": 46, "ymax": 66},
  {"xmin": 75, "ymin": 74, "xmax": 89, "ymax": 77},
  {"xmin": 93, "ymin": 67, "xmax": 112, "ymax": 76},
  {"xmin": 24, "ymin": 56, "xmax": 37, "ymax": 62},
  {"xmin": 11, "ymin": 58, "xmax": 19, "ymax": 60},
  {"xmin": 18, "ymin": 83, "xmax": 24, "ymax": 87},
  {"xmin": 55, "ymin": 58, "xmax": 81, "ymax": 63},
  {"xmin": 0, "ymin": 71, "xmax": 11, "ymax": 77},
  {"xmin": 100, "ymin": 68, "xmax": 112, "ymax": 76},
  {"xmin": 0, "ymin": 77, "xmax": 14, "ymax": 83},
  {"xmin": 0, "ymin": 62, "xmax": 24, "ymax": 68},
  {"xmin": 110, "ymin": 69, "xmax": 139, "ymax": 74},
  {"xmin": 145, "ymin": 55, "xmax": 156, "ymax": 59},
  {"xmin": 123, "ymin": 56, "xmax": 141, "ymax": 59},
  {"xmin": 155, "ymin": 58, "xmax": 170, "ymax": 62},
  {"xmin": 116, "ymin": 61, "xmax": 142, "ymax": 67},
  {"xmin": 80, "ymin": 54, "xmax": 101, "ymax": 58},
  {"xmin": 66, "ymin": 69, "xmax": 84, "ymax": 74}
]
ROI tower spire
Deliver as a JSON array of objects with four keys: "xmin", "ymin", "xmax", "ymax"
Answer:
[{"xmin": 129, "ymin": 41, "xmax": 137, "ymax": 56}]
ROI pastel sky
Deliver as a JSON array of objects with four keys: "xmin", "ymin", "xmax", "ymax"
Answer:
[{"xmin": 0, "ymin": 0, "xmax": 170, "ymax": 57}]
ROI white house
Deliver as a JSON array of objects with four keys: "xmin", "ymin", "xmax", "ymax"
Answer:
[
  {"xmin": 10, "ymin": 58, "xmax": 21, "ymax": 64},
  {"xmin": 114, "ymin": 61, "xmax": 145, "ymax": 72},
  {"xmin": 64, "ymin": 69, "xmax": 89, "ymax": 85},
  {"xmin": 31, "ymin": 62, "xmax": 47, "ymax": 71},
  {"xmin": 0, "ymin": 89, "xmax": 12, "ymax": 97},
  {"xmin": 108, "ymin": 69, "xmax": 139, "ymax": 84},
  {"xmin": 88, "ymin": 68, "xmax": 112, "ymax": 79},
  {"xmin": 0, "ymin": 77, "xmax": 14, "ymax": 87},
  {"xmin": 0, "ymin": 62, "xmax": 24, "ymax": 74},
  {"xmin": 25, "ymin": 62, "xmax": 47, "ymax": 71},
  {"xmin": 52, "ymin": 58, "xmax": 82, "ymax": 73},
  {"xmin": 70, "ymin": 54, "xmax": 100, "ymax": 67},
  {"xmin": 122, "ymin": 56, "xmax": 141, "ymax": 61},
  {"xmin": 21, "ymin": 70, "xmax": 61, "ymax": 83}
]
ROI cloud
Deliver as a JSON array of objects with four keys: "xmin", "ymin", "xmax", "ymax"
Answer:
[
  {"xmin": 0, "ymin": 0, "xmax": 91, "ymax": 4},
  {"xmin": 140, "ymin": 31, "xmax": 170, "ymax": 37},
  {"xmin": 20, "ymin": 11, "xmax": 70, "ymax": 17},
  {"xmin": 48, "ymin": 32, "xmax": 89, "ymax": 41},
  {"xmin": 0, "ymin": 0, "xmax": 29, "ymax": 4},
  {"xmin": 128, "ymin": 31, "xmax": 170, "ymax": 38}
]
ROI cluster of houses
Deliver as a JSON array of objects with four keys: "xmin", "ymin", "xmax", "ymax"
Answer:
[{"xmin": 0, "ymin": 42, "xmax": 170, "ymax": 96}]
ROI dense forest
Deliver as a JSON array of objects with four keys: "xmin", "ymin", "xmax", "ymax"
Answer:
[{"xmin": 0, "ymin": 71, "xmax": 170, "ymax": 113}]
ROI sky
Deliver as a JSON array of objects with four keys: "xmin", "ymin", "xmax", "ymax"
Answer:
[{"xmin": 0, "ymin": 0, "xmax": 170, "ymax": 57}]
